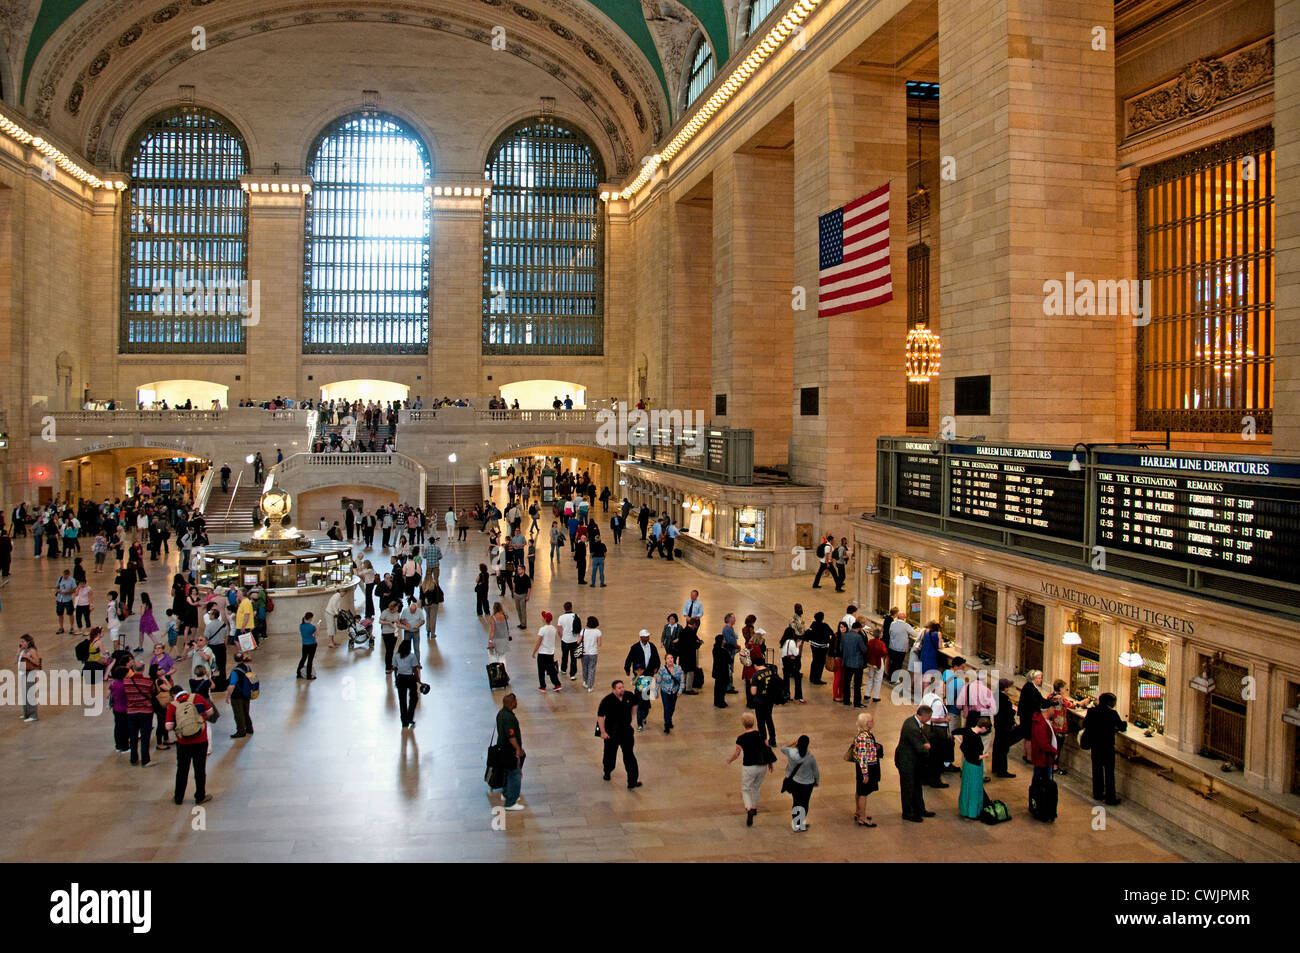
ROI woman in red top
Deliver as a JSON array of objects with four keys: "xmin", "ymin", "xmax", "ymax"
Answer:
[
  {"xmin": 1047, "ymin": 678, "xmax": 1078, "ymax": 776},
  {"xmin": 1030, "ymin": 709, "xmax": 1058, "ymax": 786}
]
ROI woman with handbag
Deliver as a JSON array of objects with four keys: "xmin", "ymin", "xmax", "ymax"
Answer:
[
  {"xmin": 829, "ymin": 621, "xmax": 847, "ymax": 703},
  {"xmin": 954, "ymin": 717, "xmax": 993, "ymax": 819},
  {"xmin": 726, "ymin": 711, "xmax": 776, "ymax": 827},
  {"xmin": 16, "ymin": 634, "xmax": 41, "ymax": 722},
  {"xmin": 780, "ymin": 735, "xmax": 819, "ymax": 831},
  {"xmin": 420, "ymin": 567, "xmax": 441, "ymax": 638},
  {"xmin": 850, "ymin": 711, "xmax": 881, "ymax": 827}
]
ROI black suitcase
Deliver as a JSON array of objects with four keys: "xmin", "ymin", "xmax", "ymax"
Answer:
[
  {"xmin": 1028, "ymin": 777, "xmax": 1057, "ymax": 822},
  {"xmin": 487, "ymin": 661, "xmax": 510, "ymax": 689}
]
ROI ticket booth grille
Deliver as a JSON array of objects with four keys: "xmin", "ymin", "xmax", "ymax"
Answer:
[
  {"xmin": 1019, "ymin": 601, "xmax": 1045, "ymax": 674},
  {"xmin": 875, "ymin": 556, "xmax": 892, "ymax": 618},
  {"xmin": 977, "ymin": 590, "xmax": 998, "ymax": 660},
  {"xmin": 938, "ymin": 573, "xmax": 958, "ymax": 641},
  {"xmin": 1069, "ymin": 617, "xmax": 1102, "ymax": 702},
  {"xmin": 1292, "ymin": 684, "xmax": 1300, "ymax": 796},
  {"xmin": 1128, "ymin": 633, "xmax": 1168, "ymax": 733},
  {"xmin": 1200, "ymin": 656, "xmax": 1247, "ymax": 767}
]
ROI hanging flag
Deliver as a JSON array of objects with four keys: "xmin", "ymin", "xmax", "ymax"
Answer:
[{"xmin": 817, "ymin": 182, "xmax": 892, "ymax": 317}]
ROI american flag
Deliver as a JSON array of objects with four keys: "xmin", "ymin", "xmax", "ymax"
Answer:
[{"xmin": 817, "ymin": 182, "xmax": 893, "ymax": 317}]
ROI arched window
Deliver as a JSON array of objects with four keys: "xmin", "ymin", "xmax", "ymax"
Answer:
[
  {"xmin": 120, "ymin": 107, "xmax": 250, "ymax": 353},
  {"xmin": 684, "ymin": 34, "xmax": 715, "ymax": 108},
  {"xmin": 745, "ymin": 0, "xmax": 780, "ymax": 38},
  {"xmin": 303, "ymin": 112, "xmax": 431, "ymax": 354},
  {"xmin": 482, "ymin": 119, "xmax": 604, "ymax": 356}
]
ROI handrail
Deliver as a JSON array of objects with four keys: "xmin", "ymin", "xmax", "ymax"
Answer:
[
  {"xmin": 195, "ymin": 467, "xmax": 216, "ymax": 514},
  {"xmin": 401, "ymin": 407, "xmax": 605, "ymax": 425},
  {"xmin": 272, "ymin": 450, "xmax": 429, "ymax": 476},
  {"xmin": 222, "ymin": 468, "xmax": 243, "ymax": 527}
]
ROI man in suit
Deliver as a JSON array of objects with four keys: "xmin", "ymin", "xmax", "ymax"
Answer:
[
  {"xmin": 661, "ymin": 613, "xmax": 682, "ymax": 656},
  {"xmin": 839, "ymin": 622, "xmax": 868, "ymax": 708},
  {"xmin": 623, "ymin": 629, "xmax": 661, "ymax": 677},
  {"xmin": 1082, "ymin": 692, "xmax": 1126, "ymax": 805},
  {"xmin": 895, "ymin": 705, "xmax": 935, "ymax": 822}
]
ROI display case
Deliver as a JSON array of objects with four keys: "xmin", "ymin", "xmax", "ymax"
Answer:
[
  {"xmin": 733, "ymin": 506, "xmax": 766, "ymax": 549},
  {"xmin": 194, "ymin": 541, "xmax": 353, "ymax": 593}
]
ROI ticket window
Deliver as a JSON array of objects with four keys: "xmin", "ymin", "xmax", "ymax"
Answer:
[
  {"xmin": 876, "ymin": 556, "xmax": 892, "ymax": 620},
  {"xmin": 1128, "ymin": 633, "xmax": 1168, "ymax": 734},
  {"xmin": 906, "ymin": 571, "xmax": 924, "ymax": 626},
  {"xmin": 939, "ymin": 574, "xmax": 957, "ymax": 642},
  {"xmin": 1201, "ymin": 655, "xmax": 1248, "ymax": 768},
  {"xmin": 1069, "ymin": 617, "xmax": 1102, "ymax": 702},
  {"xmin": 977, "ymin": 590, "xmax": 998, "ymax": 661},
  {"xmin": 1020, "ymin": 601, "xmax": 1045, "ymax": 675},
  {"xmin": 734, "ymin": 506, "xmax": 766, "ymax": 549},
  {"xmin": 1291, "ymin": 684, "xmax": 1300, "ymax": 796}
]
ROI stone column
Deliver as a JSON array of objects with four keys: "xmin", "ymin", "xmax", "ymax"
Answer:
[
  {"xmin": 667, "ymin": 197, "xmax": 712, "ymax": 414},
  {"xmin": 1178, "ymin": 641, "xmax": 1204, "ymax": 756},
  {"xmin": 938, "ymin": 0, "xmax": 1118, "ymax": 443},
  {"xmin": 243, "ymin": 180, "xmax": 308, "ymax": 401},
  {"xmin": 1275, "ymin": 0, "xmax": 1300, "ymax": 451},
  {"xmin": 1162, "ymin": 633, "xmax": 1185, "ymax": 748},
  {"xmin": 791, "ymin": 69, "xmax": 909, "ymax": 521},
  {"xmin": 1265, "ymin": 667, "xmax": 1291, "ymax": 794},
  {"xmin": 995, "ymin": 586, "xmax": 1015, "ymax": 675},
  {"xmin": 430, "ymin": 191, "xmax": 485, "ymax": 400},
  {"xmin": 1244, "ymin": 660, "xmax": 1270, "ymax": 788}
]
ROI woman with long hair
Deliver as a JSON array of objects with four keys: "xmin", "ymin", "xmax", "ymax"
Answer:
[
  {"xmin": 780, "ymin": 734, "xmax": 819, "ymax": 830},
  {"xmin": 16, "ymin": 635, "xmax": 41, "ymax": 722},
  {"xmin": 420, "ymin": 567, "xmax": 440, "ymax": 639},
  {"xmin": 489, "ymin": 601, "xmax": 512, "ymax": 652},
  {"xmin": 136, "ymin": 592, "xmax": 159, "ymax": 651},
  {"xmin": 830, "ymin": 621, "xmax": 848, "ymax": 703}
]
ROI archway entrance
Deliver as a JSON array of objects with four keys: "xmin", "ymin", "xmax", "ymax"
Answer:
[
  {"xmin": 62, "ymin": 448, "xmax": 211, "ymax": 504},
  {"xmin": 320, "ymin": 379, "xmax": 410, "ymax": 403},
  {"xmin": 136, "ymin": 380, "xmax": 229, "ymax": 409},
  {"xmin": 498, "ymin": 379, "xmax": 586, "ymax": 409},
  {"xmin": 489, "ymin": 443, "xmax": 615, "ymax": 508}
]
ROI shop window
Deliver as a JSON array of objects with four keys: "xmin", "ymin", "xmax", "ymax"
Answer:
[
  {"xmin": 734, "ymin": 506, "xmax": 765, "ymax": 549},
  {"xmin": 1200, "ymin": 655, "xmax": 1248, "ymax": 767},
  {"xmin": 906, "ymin": 570, "xmax": 924, "ymax": 626},
  {"xmin": 1020, "ymin": 601, "xmax": 1045, "ymax": 675},
  {"xmin": 1069, "ymin": 617, "xmax": 1102, "ymax": 702},
  {"xmin": 1129, "ymin": 632, "xmax": 1168, "ymax": 733},
  {"xmin": 977, "ymin": 590, "xmax": 998, "ymax": 660}
]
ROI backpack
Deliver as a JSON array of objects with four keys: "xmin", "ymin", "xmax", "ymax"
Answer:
[
  {"xmin": 173, "ymin": 694, "xmax": 206, "ymax": 740},
  {"xmin": 74, "ymin": 639, "xmax": 90, "ymax": 663},
  {"xmin": 816, "ymin": 542, "xmax": 829, "ymax": 559},
  {"xmin": 765, "ymin": 665, "xmax": 788, "ymax": 705},
  {"xmin": 572, "ymin": 614, "xmax": 582, "ymax": 636},
  {"xmin": 239, "ymin": 666, "xmax": 260, "ymax": 700}
]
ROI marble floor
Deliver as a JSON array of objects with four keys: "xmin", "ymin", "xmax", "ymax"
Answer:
[{"xmin": 0, "ymin": 510, "xmax": 1195, "ymax": 862}]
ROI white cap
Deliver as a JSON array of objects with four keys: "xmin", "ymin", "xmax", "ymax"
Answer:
[
  {"xmin": 756, "ymin": 628, "xmax": 766, "ymax": 635},
  {"xmin": 639, "ymin": 629, "xmax": 651, "ymax": 639}
]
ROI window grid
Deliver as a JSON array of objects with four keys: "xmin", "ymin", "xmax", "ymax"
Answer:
[
  {"xmin": 1136, "ymin": 127, "xmax": 1274, "ymax": 433},
  {"xmin": 120, "ymin": 108, "xmax": 249, "ymax": 353},
  {"xmin": 482, "ymin": 119, "xmax": 604, "ymax": 356},
  {"xmin": 746, "ymin": 0, "xmax": 780, "ymax": 37},
  {"xmin": 303, "ymin": 113, "xmax": 431, "ymax": 354},
  {"xmin": 686, "ymin": 38, "xmax": 715, "ymax": 107}
]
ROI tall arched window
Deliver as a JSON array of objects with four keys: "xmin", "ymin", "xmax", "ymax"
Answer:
[
  {"xmin": 120, "ymin": 107, "xmax": 249, "ymax": 353},
  {"xmin": 303, "ymin": 112, "xmax": 431, "ymax": 354},
  {"xmin": 482, "ymin": 119, "xmax": 604, "ymax": 356},
  {"xmin": 684, "ymin": 34, "xmax": 715, "ymax": 108},
  {"xmin": 745, "ymin": 0, "xmax": 780, "ymax": 38}
]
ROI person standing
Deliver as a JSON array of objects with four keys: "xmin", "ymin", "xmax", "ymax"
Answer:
[
  {"xmin": 531, "ymin": 611, "xmax": 562, "ymax": 692},
  {"xmin": 549, "ymin": 521, "xmax": 564, "ymax": 570},
  {"xmin": 298, "ymin": 612, "xmax": 318, "ymax": 679},
  {"xmin": 839, "ymin": 622, "xmax": 867, "ymax": 708},
  {"xmin": 573, "ymin": 533, "xmax": 587, "ymax": 585},
  {"xmin": 682, "ymin": 590, "xmax": 703, "ymax": 626},
  {"xmin": 1082, "ymin": 692, "xmax": 1126, "ymax": 806},
  {"xmin": 123, "ymin": 660, "xmax": 157, "ymax": 766},
  {"xmin": 711, "ymin": 634, "xmax": 731, "ymax": 709},
  {"xmin": 421, "ymin": 536, "xmax": 442, "ymax": 584},
  {"xmin": 663, "ymin": 520, "xmax": 679, "ymax": 561},
  {"xmin": 16, "ymin": 635, "xmax": 41, "ymax": 723},
  {"xmin": 1030, "ymin": 708, "xmax": 1058, "ymax": 795},
  {"xmin": 597, "ymin": 680, "xmax": 641, "ymax": 789},
  {"xmin": 918, "ymin": 620, "xmax": 941, "ymax": 677},
  {"xmin": 726, "ymin": 711, "xmax": 776, "ymax": 826},
  {"xmin": 580, "ymin": 616, "xmax": 602, "ymax": 693},
  {"xmin": 1017, "ymin": 670, "xmax": 1056, "ymax": 764},
  {"xmin": 885, "ymin": 608, "xmax": 916, "ymax": 683},
  {"xmin": 655, "ymin": 654, "xmax": 684, "ymax": 734},
  {"xmin": 852, "ymin": 711, "xmax": 882, "ymax": 827},
  {"xmin": 512, "ymin": 564, "xmax": 532, "ymax": 630},
  {"xmin": 954, "ymin": 717, "xmax": 993, "ymax": 819},
  {"xmin": 895, "ymin": 705, "xmax": 934, "ymax": 822},
  {"xmin": 444, "ymin": 507, "xmax": 457, "ymax": 543},
  {"xmin": 227, "ymin": 653, "xmax": 256, "ymax": 739},
  {"xmin": 165, "ymin": 688, "xmax": 215, "ymax": 805},
  {"xmin": 588, "ymin": 533, "xmax": 607, "ymax": 587},
  {"xmin": 379, "ymin": 600, "xmax": 402, "ymax": 673},
  {"xmin": 202, "ymin": 605, "xmax": 230, "ymax": 691},
  {"xmin": 921, "ymin": 675, "xmax": 954, "ymax": 787},
  {"xmin": 780, "ymin": 735, "xmax": 820, "ymax": 831},
  {"xmin": 660, "ymin": 613, "xmax": 682, "ymax": 658},
  {"xmin": 991, "ymin": 678, "xmax": 1019, "ymax": 778},
  {"xmin": 474, "ymin": 563, "xmax": 491, "ymax": 618},
  {"xmin": 393, "ymin": 638, "xmax": 421, "ymax": 728},
  {"xmin": 749, "ymin": 662, "xmax": 778, "ymax": 747},
  {"xmin": 832, "ymin": 537, "xmax": 850, "ymax": 592},
  {"xmin": 779, "ymin": 627, "xmax": 804, "ymax": 703},
  {"xmin": 865, "ymin": 627, "xmax": 889, "ymax": 703},
  {"xmin": 345, "ymin": 504, "xmax": 356, "ymax": 542},
  {"xmin": 722, "ymin": 612, "xmax": 739, "ymax": 694},
  {"xmin": 805, "ymin": 611, "xmax": 832, "ymax": 685},
  {"xmin": 496, "ymin": 693, "xmax": 525, "ymax": 811}
]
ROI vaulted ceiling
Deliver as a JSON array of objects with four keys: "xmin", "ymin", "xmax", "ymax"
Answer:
[{"xmin": 1, "ymin": 0, "xmax": 744, "ymax": 174}]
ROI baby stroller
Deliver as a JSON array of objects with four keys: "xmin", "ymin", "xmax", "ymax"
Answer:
[{"xmin": 339, "ymin": 609, "xmax": 374, "ymax": 650}]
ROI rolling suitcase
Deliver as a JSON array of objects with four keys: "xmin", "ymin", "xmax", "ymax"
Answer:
[
  {"xmin": 1028, "ymin": 777, "xmax": 1057, "ymax": 822},
  {"xmin": 487, "ymin": 660, "xmax": 510, "ymax": 689}
]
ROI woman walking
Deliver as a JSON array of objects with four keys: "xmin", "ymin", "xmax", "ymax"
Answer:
[
  {"xmin": 379, "ymin": 600, "xmax": 402, "ymax": 673},
  {"xmin": 955, "ymin": 717, "xmax": 993, "ymax": 819},
  {"xmin": 780, "ymin": 735, "xmax": 819, "ymax": 831},
  {"xmin": 851, "ymin": 711, "xmax": 881, "ymax": 827},
  {"xmin": 419, "ymin": 567, "xmax": 441, "ymax": 639},
  {"xmin": 474, "ymin": 563, "xmax": 491, "ymax": 617},
  {"xmin": 489, "ymin": 602, "xmax": 512, "ymax": 653},
  {"xmin": 393, "ymin": 638, "xmax": 421, "ymax": 728},
  {"xmin": 298, "ymin": 611, "xmax": 318, "ymax": 680},
  {"xmin": 137, "ymin": 592, "xmax": 159, "ymax": 651},
  {"xmin": 580, "ymin": 616, "xmax": 601, "ymax": 692},
  {"xmin": 16, "ymin": 635, "xmax": 41, "ymax": 722},
  {"xmin": 727, "ymin": 712, "xmax": 776, "ymax": 826},
  {"xmin": 361, "ymin": 560, "xmax": 377, "ymax": 617}
]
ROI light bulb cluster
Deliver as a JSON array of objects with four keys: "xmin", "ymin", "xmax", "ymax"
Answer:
[
  {"xmin": 241, "ymin": 181, "xmax": 312, "ymax": 193},
  {"xmin": 425, "ymin": 185, "xmax": 491, "ymax": 197},
  {"xmin": 0, "ymin": 113, "xmax": 123, "ymax": 190},
  {"xmin": 618, "ymin": 0, "xmax": 822, "ymax": 201}
]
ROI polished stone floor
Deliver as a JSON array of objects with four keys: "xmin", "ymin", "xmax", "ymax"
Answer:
[{"xmin": 0, "ymin": 508, "xmax": 1195, "ymax": 862}]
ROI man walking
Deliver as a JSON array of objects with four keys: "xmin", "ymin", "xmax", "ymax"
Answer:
[
  {"xmin": 832, "ymin": 537, "xmax": 850, "ymax": 593},
  {"xmin": 895, "ymin": 705, "xmax": 934, "ymax": 822},
  {"xmin": 623, "ymin": 629, "xmax": 661, "ymax": 678},
  {"xmin": 664, "ymin": 519, "xmax": 679, "ymax": 561},
  {"xmin": 531, "ymin": 611, "xmax": 561, "ymax": 692},
  {"xmin": 496, "ymin": 693, "xmax": 526, "ymax": 810},
  {"xmin": 557, "ymin": 601, "xmax": 580, "ymax": 680},
  {"xmin": 422, "ymin": 535, "xmax": 442, "ymax": 583},
  {"xmin": 589, "ymin": 532, "xmax": 607, "ymax": 587},
  {"xmin": 812, "ymin": 534, "xmax": 834, "ymax": 588},
  {"xmin": 597, "ymin": 680, "xmax": 641, "ymax": 788},
  {"xmin": 513, "ymin": 564, "xmax": 532, "ymax": 629}
]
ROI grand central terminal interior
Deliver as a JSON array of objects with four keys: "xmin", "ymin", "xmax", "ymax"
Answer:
[{"xmin": 0, "ymin": 0, "xmax": 1295, "ymax": 891}]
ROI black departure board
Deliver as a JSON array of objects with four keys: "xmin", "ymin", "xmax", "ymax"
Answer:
[
  {"xmin": 1095, "ymin": 454, "xmax": 1300, "ymax": 585},
  {"xmin": 947, "ymin": 446, "xmax": 1085, "ymax": 541},
  {"xmin": 894, "ymin": 444, "xmax": 942, "ymax": 514}
]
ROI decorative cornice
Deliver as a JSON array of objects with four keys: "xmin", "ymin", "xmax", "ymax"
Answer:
[{"xmin": 1123, "ymin": 37, "xmax": 1273, "ymax": 140}]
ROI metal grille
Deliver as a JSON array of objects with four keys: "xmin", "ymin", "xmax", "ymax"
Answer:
[
  {"xmin": 977, "ymin": 590, "xmax": 997, "ymax": 659},
  {"xmin": 875, "ymin": 556, "xmax": 891, "ymax": 616},
  {"xmin": 686, "ymin": 35, "xmax": 715, "ymax": 107},
  {"xmin": 482, "ymin": 119, "xmax": 604, "ymax": 356},
  {"xmin": 1136, "ymin": 127, "xmax": 1274, "ymax": 432},
  {"xmin": 1201, "ymin": 654, "xmax": 1247, "ymax": 765},
  {"xmin": 1129, "ymin": 633, "xmax": 1168, "ymax": 731},
  {"xmin": 1020, "ymin": 601, "xmax": 1045, "ymax": 674},
  {"xmin": 120, "ymin": 107, "xmax": 249, "ymax": 353},
  {"xmin": 303, "ymin": 113, "xmax": 431, "ymax": 354},
  {"xmin": 906, "ymin": 243, "xmax": 930, "ymax": 428}
]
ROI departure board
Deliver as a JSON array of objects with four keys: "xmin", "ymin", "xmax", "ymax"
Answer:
[
  {"xmin": 1095, "ymin": 454, "xmax": 1300, "ymax": 585},
  {"xmin": 946, "ymin": 445, "xmax": 1085, "ymax": 540},
  {"xmin": 894, "ymin": 443, "xmax": 942, "ymax": 514}
]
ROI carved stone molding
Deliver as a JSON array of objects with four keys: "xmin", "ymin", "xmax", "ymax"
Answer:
[{"xmin": 1124, "ymin": 37, "xmax": 1273, "ymax": 140}]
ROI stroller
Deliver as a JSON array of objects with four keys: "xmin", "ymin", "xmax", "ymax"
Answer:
[{"xmin": 339, "ymin": 609, "xmax": 374, "ymax": 650}]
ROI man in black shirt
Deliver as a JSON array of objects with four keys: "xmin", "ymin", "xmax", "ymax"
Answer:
[
  {"xmin": 805, "ymin": 611, "xmax": 834, "ymax": 685},
  {"xmin": 597, "ymin": 680, "xmax": 641, "ymax": 788},
  {"xmin": 513, "ymin": 565, "xmax": 532, "ymax": 629}
]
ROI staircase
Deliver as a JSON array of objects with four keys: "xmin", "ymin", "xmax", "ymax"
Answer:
[
  {"xmin": 424, "ymin": 483, "xmax": 482, "ymax": 522},
  {"xmin": 203, "ymin": 481, "xmax": 264, "ymax": 534}
]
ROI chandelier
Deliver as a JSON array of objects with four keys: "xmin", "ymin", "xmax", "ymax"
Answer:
[{"xmin": 906, "ymin": 323, "xmax": 941, "ymax": 383}]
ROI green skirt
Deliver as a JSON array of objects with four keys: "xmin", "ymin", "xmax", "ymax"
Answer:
[{"xmin": 959, "ymin": 760, "xmax": 985, "ymax": 818}]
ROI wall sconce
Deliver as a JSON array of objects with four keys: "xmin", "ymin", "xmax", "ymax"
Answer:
[
  {"xmin": 964, "ymin": 583, "xmax": 983, "ymax": 611},
  {"xmin": 864, "ymin": 563, "xmax": 880, "ymax": 575},
  {"xmin": 1281, "ymin": 708, "xmax": 1300, "ymax": 728},
  {"xmin": 893, "ymin": 568, "xmax": 910, "ymax": 587},
  {"xmin": 1189, "ymin": 670, "xmax": 1215, "ymax": 694},
  {"xmin": 1062, "ymin": 610, "xmax": 1082, "ymax": 646},
  {"xmin": 926, "ymin": 581, "xmax": 945, "ymax": 599},
  {"xmin": 1118, "ymin": 630, "xmax": 1144, "ymax": 668},
  {"xmin": 1006, "ymin": 597, "xmax": 1027, "ymax": 627}
]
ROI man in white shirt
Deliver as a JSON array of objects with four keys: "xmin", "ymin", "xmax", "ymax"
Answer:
[
  {"xmin": 444, "ymin": 507, "xmax": 456, "ymax": 541},
  {"xmin": 841, "ymin": 604, "xmax": 859, "ymax": 631},
  {"xmin": 920, "ymin": 675, "xmax": 954, "ymax": 787},
  {"xmin": 325, "ymin": 589, "xmax": 344, "ymax": 647},
  {"xmin": 532, "ymin": 611, "xmax": 562, "ymax": 692},
  {"xmin": 682, "ymin": 590, "xmax": 703, "ymax": 623},
  {"xmin": 887, "ymin": 608, "xmax": 919, "ymax": 683},
  {"xmin": 556, "ymin": 601, "xmax": 580, "ymax": 680}
]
